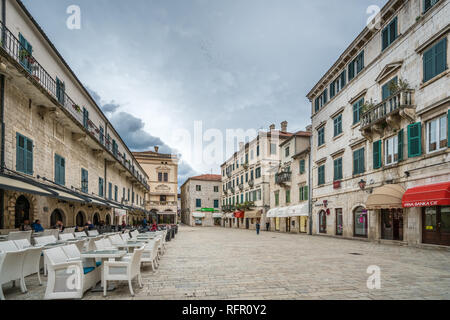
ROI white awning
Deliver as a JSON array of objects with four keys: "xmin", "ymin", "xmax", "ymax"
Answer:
[
  {"xmin": 277, "ymin": 207, "xmax": 289, "ymax": 218},
  {"xmin": 287, "ymin": 203, "xmax": 309, "ymax": 217},
  {"xmin": 192, "ymin": 212, "xmax": 205, "ymax": 218},
  {"xmin": 212, "ymin": 212, "xmax": 223, "ymax": 218},
  {"xmin": 0, "ymin": 174, "xmax": 56, "ymax": 197},
  {"xmin": 266, "ymin": 208, "xmax": 278, "ymax": 218},
  {"xmin": 225, "ymin": 213, "xmax": 234, "ymax": 218},
  {"xmin": 115, "ymin": 209, "xmax": 127, "ymax": 216},
  {"xmin": 44, "ymin": 186, "xmax": 88, "ymax": 203}
]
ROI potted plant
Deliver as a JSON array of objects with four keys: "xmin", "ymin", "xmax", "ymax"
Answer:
[
  {"xmin": 72, "ymin": 104, "xmax": 82, "ymax": 113},
  {"xmin": 361, "ymin": 101, "xmax": 376, "ymax": 114},
  {"xmin": 19, "ymin": 48, "xmax": 29, "ymax": 61}
]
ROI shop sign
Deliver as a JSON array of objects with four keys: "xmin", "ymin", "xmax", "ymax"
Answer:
[{"xmin": 403, "ymin": 201, "xmax": 439, "ymax": 208}]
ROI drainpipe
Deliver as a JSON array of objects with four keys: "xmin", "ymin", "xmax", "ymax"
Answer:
[
  {"xmin": 0, "ymin": 0, "xmax": 5, "ymax": 229},
  {"xmin": 308, "ymin": 138, "xmax": 312, "ymax": 235}
]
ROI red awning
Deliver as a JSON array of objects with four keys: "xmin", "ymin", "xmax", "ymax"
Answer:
[
  {"xmin": 402, "ymin": 182, "xmax": 450, "ymax": 208},
  {"xmin": 234, "ymin": 210, "xmax": 245, "ymax": 218}
]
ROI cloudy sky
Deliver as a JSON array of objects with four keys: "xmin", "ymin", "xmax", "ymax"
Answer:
[{"xmin": 22, "ymin": 0, "xmax": 387, "ymax": 186}]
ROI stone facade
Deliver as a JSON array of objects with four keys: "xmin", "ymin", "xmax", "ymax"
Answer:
[
  {"xmin": 220, "ymin": 122, "xmax": 294, "ymax": 230},
  {"xmin": 134, "ymin": 149, "xmax": 179, "ymax": 224},
  {"xmin": 0, "ymin": 0, "xmax": 148, "ymax": 229},
  {"xmin": 268, "ymin": 131, "xmax": 311, "ymax": 234},
  {"xmin": 180, "ymin": 175, "xmax": 222, "ymax": 227},
  {"xmin": 307, "ymin": 0, "xmax": 450, "ymax": 246}
]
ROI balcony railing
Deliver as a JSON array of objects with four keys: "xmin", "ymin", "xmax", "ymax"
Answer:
[
  {"xmin": 0, "ymin": 21, "xmax": 148, "ymax": 190},
  {"xmin": 148, "ymin": 201, "xmax": 177, "ymax": 206},
  {"xmin": 361, "ymin": 90, "xmax": 414, "ymax": 129},
  {"xmin": 275, "ymin": 171, "xmax": 292, "ymax": 185}
]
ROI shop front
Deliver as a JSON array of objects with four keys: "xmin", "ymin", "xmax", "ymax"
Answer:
[
  {"xmin": 403, "ymin": 182, "xmax": 450, "ymax": 246},
  {"xmin": 234, "ymin": 210, "xmax": 244, "ymax": 228},
  {"xmin": 244, "ymin": 210, "xmax": 262, "ymax": 230},
  {"xmin": 192, "ymin": 211, "xmax": 205, "ymax": 226},
  {"xmin": 286, "ymin": 203, "xmax": 309, "ymax": 233},
  {"xmin": 212, "ymin": 212, "xmax": 223, "ymax": 226},
  {"xmin": 366, "ymin": 184, "xmax": 406, "ymax": 241}
]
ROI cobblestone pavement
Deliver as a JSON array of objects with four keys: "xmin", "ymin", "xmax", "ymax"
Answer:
[{"xmin": 5, "ymin": 226, "xmax": 450, "ymax": 300}]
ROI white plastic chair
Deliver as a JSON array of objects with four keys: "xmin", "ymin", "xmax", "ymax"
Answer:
[
  {"xmin": 43, "ymin": 246, "xmax": 99, "ymax": 300},
  {"xmin": 130, "ymin": 230, "xmax": 139, "ymax": 239},
  {"xmin": 59, "ymin": 233, "xmax": 75, "ymax": 241},
  {"xmin": 42, "ymin": 229, "xmax": 60, "ymax": 238},
  {"xmin": 74, "ymin": 231, "xmax": 87, "ymax": 238},
  {"xmin": 34, "ymin": 236, "xmax": 57, "ymax": 246},
  {"xmin": 0, "ymin": 241, "xmax": 19, "ymax": 252},
  {"xmin": 109, "ymin": 234, "xmax": 126, "ymax": 246},
  {"xmin": 63, "ymin": 227, "xmax": 76, "ymax": 234},
  {"xmin": 0, "ymin": 250, "xmax": 27, "ymax": 300},
  {"xmin": 103, "ymin": 246, "xmax": 144, "ymax": 297},
  {"xmin": 7, "ymin": 231, "xmax": 32, "ymax": 243},
  {"xmin": 140, "ymin": 239, "xmax": 159, "ymax": 271},
  {"xmin": 87, "ymin": 230, "xmax": 99, "ymax": 237},
  {"xmin": 94, "ymin": 239, "xmax": 117, "ymax": 251},
  {"xmin": 121, "ymin": 232, "xmax": 131, "ymax": 241}
]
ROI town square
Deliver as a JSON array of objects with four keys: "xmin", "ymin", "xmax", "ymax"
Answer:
[{"xmin": 0, "ymin": 0, "xmax": 449, "ymax": 303}]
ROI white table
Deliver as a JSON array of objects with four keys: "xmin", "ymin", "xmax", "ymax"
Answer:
[{"xmin": 81, "ymin": 249, "xmax": 127, "ymax": 292}]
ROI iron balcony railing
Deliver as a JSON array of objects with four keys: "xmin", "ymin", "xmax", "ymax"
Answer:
[
  {"xmin": 0, "ymin": 21, "xmax": 148, "ymax": 189},
  {"xmin": 275, "ymin": 171, "xmax": 292, "ymax": 184},
  {"xmin": 361, "ymin": 89, "xmax": 414, "ymax": 129}
]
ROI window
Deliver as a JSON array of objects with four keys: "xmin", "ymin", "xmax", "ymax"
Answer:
[
  {"xmin": 16, "ymin": 133, "xmax": 33, "ymax": 175},
  {"xmin": 196, "ymin": 185, "xmax": 201, "ymax": 192},
  {"xmin": 318, "ymin": 127, "xmax": 325, "ymax": 147},
  {"xmin": 426, "ymin": 114, "xmax": 448, "ymax": 153},
  {"xmin": 214, "ymin": 186, "xmax": 219, "ymax": 192},
  {"xmin": 245, "ymin": 173, "xmax": 248, "ymax": 182},
  {"xmin": 285, "ymin": 146, "xmax": 290, "ymax": 157},
  {"xmin": 54, "ymin": 154, "xmax": 65, "ymax": 185},
  {"xmin": 314, "ymin": 89, "xmax": 328, "ymax": 112},
  {"xmin": 299, "ymin": 159, "xmax": 305, "ymax": 174},
  {"xmin": 275, "ymin": 192, "xmax": 280, "ymax": 206},
  {"xmin": 56, "ymin": 78, "xmax": 65, "ymax": 105},
  {"xmin": 250, "ymin": 170, "xmax": 254, "ymax": 180},
  {"xmin": 333, "ymin": 158, "xmax": 343, "ymax": 181},
  {"xmin": 382, "ymin": 77, "xmax": 398, "ymax": 100},
  {"xmin": 196, "ymin": 199, "xmax": 201, "ymax": 208},
  {"xmin": 408, "ymin": 122, "xmax": 422, "ymax": 158},
  {"xmin": 373, "ymin": 140, "xmax": 382, "ymax": 169},
  {"xmin": 354, "ymin": 207, "xmax": 368, "ymax": 237},
  {"xmin": 330, "ymin": 71, "xmax": 346, "ymax": 99},
  {"xmin": 245, "ymin": 153, "xmax": 248, "ymax": 163},
  {"xmin": 255, "ymin": 167, "xmax": 261, "ymax": 179},
  {"xmin": 250, "ymin": 150, "xmax": 254, "ymax": 160},
  {"xmin": 333, "ymin": 114, "xmax": 342, "ymax": 137},
  {"xmin": 423, "ymin": 0, "xmax": 440, "ymax": 13},
  {"xmin": 158, "ymin": 172, "xmax": 162, "ymax": 182},
  {"xmin": 286, "ymin": 189, "xmax": 291, "ymax": 204},
  {"xmin": 128, "ymin": 189, "xmax": 130, "ymax": 201},
  {"xmin": 214, "ymin": 200, "xmax": 219, "ymax": 208},
  {"xmin": 353, "ymin": 148, "xmax": 365, "ymax": 175},
  {"xmin": 423, "ymin": 38, "xmax": 447, "ymax": 83},
  {"xmin": 348, "ymin": 51, "xmax": 364, "ymax": 81},
  {"xmin": 299, "ymin": 186, "xmax": 308, "ymax": 201},
  {"xmin": 112, "ymin": 140, "xmax": 118, "ymax": 157},
  {"xmin": 270, "ymin": 144, "xmax": 277, "ymax": 155},
  {"xmin": 99, "ymin": 126, "xmax": 104, "ymax": 145},
  {"xmin": 256, "ymin": 145, "xmax": 260, "ymax": 157},
  {"xmin": 99, "ymin": 178, "xmax": 104, "ymax": 197},
  {"xmin": 241, "ymin": 194, "xmax": 244, "ymax": 203},
  {"xmin": 114, "ymin": 185, "xmax": 118, "ymax": 202},
  {"xmin": 353, "ymin": 98, "xmax": 364, "ymax": 125},
  {"xmin": 81, "ymin": 169, "xmax": 88, "ymax": 193},
  {"xmin": 19, "ymin": 33, "xmax": 33, "ymax": 73},
  {"xmin": 108, "ymin": 183, "xmax": 112, "ymax": 200},
  {"xmin": 385, "ymin": 136, "xmax": 399, "ymax": 165},
  {"xmin": 82, "ymin": 107, "xmax": 89, "ymax": 129},
  {"xmin": 318, "ymin": 165, "xmax": 325, "ymax": 186},
  {"xmin": 382, "ymin": 17, "xmax": 398, "ymax": 51}
]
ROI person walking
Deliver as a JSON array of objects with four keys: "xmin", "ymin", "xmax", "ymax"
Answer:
[
  {"xmin": 256, "ymin": 220, "xmax": 261, "ymax": 235},
  {"xmin": 266, "ymin": 221, "xmax": 270, "ymax": 232}
]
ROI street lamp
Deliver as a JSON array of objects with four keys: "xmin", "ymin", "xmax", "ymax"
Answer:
[{"xmin": 358, "ymin": 179, "xmax": 366, "ymax": 190}]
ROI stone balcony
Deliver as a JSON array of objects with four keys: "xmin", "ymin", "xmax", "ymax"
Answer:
[
  {"xmin": 147, "ymin": 201, "xmax": 178, "ymax": 213},
  {"xmin": 275, "ymin": 172, "xmax": 292, "ymax": 186},
  {"xmin": 361, "ymin": 90, "xmax": 415, "ymax": 139}
]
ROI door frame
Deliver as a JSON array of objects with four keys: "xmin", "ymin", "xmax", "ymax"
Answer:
[{"xmin": 422, "ymin": 206, "xmax": 450, "ymax": 246}]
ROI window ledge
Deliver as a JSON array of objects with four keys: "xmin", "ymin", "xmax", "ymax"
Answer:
[
  {"xmin": 351, "ymin": 123, "xmax": 360, "ymax": 130},
  {"xmin": 333, "ymin": 133, "xmax": 344, "ymax": 141},
  {"xmin": 420, "ymin": 69, "xmax": 450, "ymax": 90},
  {"xmin": 317, "ymin": 144, "xmax": 326, "ymax": 151}
]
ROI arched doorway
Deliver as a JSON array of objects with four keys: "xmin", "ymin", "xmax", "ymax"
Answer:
[
  {"xmin": 15, "ymin": 195, "xmax": 30, "ymax": 228},
  {"xmin": 76, "ymin": 211, "xmax": 85, "ymax": 227},
  {"xmin": 319, "ymin": 210, "xmax": 327, "ymax": 234},
  {"xmin": 50, "ymin": 209, "xmax": 64, "ymax": 227},
  {"xmin": 93, "ymin": 212, "xmax": 100, "ymax": 226},
  {"xmin": 105, "ymin": 214, "xmax": 111, "ymax": 226},
  {"xmin": 354, "ymin": 206, "xmax": 368, "ymax": 238}
]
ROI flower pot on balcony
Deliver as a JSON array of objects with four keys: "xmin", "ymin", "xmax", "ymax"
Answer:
[{"xmin": 333, "ymin": 180, "xmax": 341, "ymax": 189}]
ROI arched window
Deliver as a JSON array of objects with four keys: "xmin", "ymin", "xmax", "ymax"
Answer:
[
  {"xmin": 15, "ymin": 195, "xmax": 30, "ymax": 228},
  {"xmin": 50, "ymin": 209, "xmax": 64, "ymax": 227},
  {"xmin": 105, "ymin": 214, "xmax": 111, "ymax": 226},
  {"xmin": 319, "ymin": 210, "xmax": 327, "ymax": 234},
  {"xmin": 76, "ymin": 212, "xmax": 85, "ymax": 227},
  {"xmin": 354, "ymin": 206, "xmax": 368, "ymax": 237},
  {"xmin": 93, "ymin": 213, "xmax": 100, "ymax": 226}
]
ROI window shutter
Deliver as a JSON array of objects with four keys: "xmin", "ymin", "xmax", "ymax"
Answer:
[
  {"xmin": 373, "ymin": 141, "xmax": 382, "ymax": 169},
  {"xmin": 408, "ymin": 123, "xmax": 422, "ymax": 158},
  {"xmin": 382, "ymin": 28, "xmax": 389, "ymax": 51},
  {"xmin": 304, "ymin": 186, "xmax": 308, "ymax": 201},
  {"xmin": 54, "ymin": 154, "xmax": 60, "ymax": 184},
  {"xmin": 341, "ymin": 70, "xmax": 346, "ymax": 87},
  {"xmin": 423, "ymin": 46, "xmax": 434, "ymax": 82},
  {"xmin": 16, "ymin": 133, "xmax": 25, "ymax": 173},
  {"xmin": 60, "ymin": 157, "xmax": 65, "ymax": 185},
  {"xmin": 398, "ymin": 129, "xmax": 404, "ymax": 161},
  {"xmin": 435, "ymin": 38, "xmax": 447, "ymax": 76},
  {"xmin": 26, "ymin": 138, "xmax": 33, "ymax": 175}
]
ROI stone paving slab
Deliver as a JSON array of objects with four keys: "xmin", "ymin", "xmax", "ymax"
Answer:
[{"xmin": 4, "ymin": 226, "xmax": 450, "ymax": 300}]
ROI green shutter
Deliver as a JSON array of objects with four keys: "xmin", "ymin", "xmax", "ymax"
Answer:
[
  {"xmin": 398, "ymin": 129, "xmax": 404, "ymax": 161},
  {"xmin": 373, "ymin": 141, "xmax": 382, "ymax": 169},
  {"xmin": 423, "ymin": 46, "xmax": 434, "ymax": 82},
  {"xmin": 408, "ymin": 123, "xmax": 422, "ymax": 158},
  {"xmin": 16, "ymin": 133, "xmax": 25, "ymax": 173},
  {"xmin": 435, "ymin": 38, "xmax": 447, "ymax": 77},
  {"xmin": 304, "ymin": 186, "xmax": 309, "ymax": 201}
]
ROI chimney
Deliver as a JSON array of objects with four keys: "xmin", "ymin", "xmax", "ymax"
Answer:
[
  {"xmin": 154, "ymin": 146, "xmax": 159, "ymax": 153},
  {"xmin": 269, "ymin": 124, "xmax": 276, "ymax": 131},
  {"xmin": 281, "ymin": 121, "xmax": 288, "ymax": 132}
]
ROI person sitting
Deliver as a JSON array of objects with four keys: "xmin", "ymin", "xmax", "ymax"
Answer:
[
  {"xmin": 20, "ymin": 219, "xmax": 32, "ymax": 231},
  {"xmin": 32, "ymin": 220, "xmax": 44, "ymax": 233},
  {"xmin": 151, "ymin": 222, "xmax": 158, "ymax": 232},
  {"xmin": 54, "ymin": 220, "xmax": 64, "ymax": 232},
  {"xmin": 85, "ymin": 221, "xmax": 95, "ymax": 230}
]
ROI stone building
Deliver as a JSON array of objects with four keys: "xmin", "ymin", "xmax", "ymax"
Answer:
[
  {"xmin": 133, "ymin": 147, "xmax": 179, "ymax": 224},
  {"xmin": 0, "ymin": 0, "xmax": 149, "ymax": 230},
  {"xmin": 220, "ymin": 122, "xmax": 293, "ymax": 230},
  {"xmin": 306, "ymin": 0, "xmax": 449, "ymax": 247},
  {"xmin": 180, "ymin": 174, "xmax": 222, "ymax": 227},
  {"xmin": 267, "ymin": 130, "xmax": 312, "ymax": 234}
]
